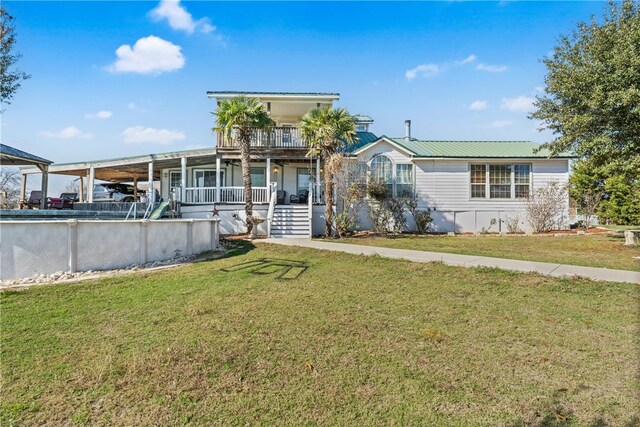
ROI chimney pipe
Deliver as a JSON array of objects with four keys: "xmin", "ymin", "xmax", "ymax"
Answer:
[{"xmin": 404, "ymin": 120, "xmax": 411, "ymax": 141}]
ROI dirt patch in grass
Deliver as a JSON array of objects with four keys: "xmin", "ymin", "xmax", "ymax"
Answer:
[{"xmin": 1, "ymin": 242, "xmax": 638, "ymax": 425}]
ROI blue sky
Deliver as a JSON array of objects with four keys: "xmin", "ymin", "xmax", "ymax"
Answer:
[{"xmin": 4, "ymin": 1, "xmax": 604, "ymax": 191}]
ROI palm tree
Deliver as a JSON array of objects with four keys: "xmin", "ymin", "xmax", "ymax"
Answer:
[
  {"xmin": 300, "ymin": 107, "xmax": 356, "ymax": 237},
  {"xmin": 214, "ymin": 96, "xmax": 274, "ymax": 233}
]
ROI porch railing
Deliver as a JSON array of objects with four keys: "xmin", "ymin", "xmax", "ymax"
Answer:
[
  {"xmin": 179, "ymin": 186, "xmax": 270, "ymax": 205},
  {"xmin": 217, "ymin": 127, "xmax": 307, "ymax": 150}
]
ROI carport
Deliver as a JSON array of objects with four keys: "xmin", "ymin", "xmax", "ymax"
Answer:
[
  {"xmin": 19, "ymin": 147, "xmax": 217, "ymax": 204},
  {"xmin": 0, "ymin": 144, "xmax": 53, "ymax": 209}
]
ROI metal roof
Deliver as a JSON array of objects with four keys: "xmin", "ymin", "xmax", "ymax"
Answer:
[
  {"xmin": 20, "ymin": 147, "xmax": 217, "ymax": 181},
  {"xmin": 0, "ymin": 143, "xmax": 53, "ymax": 166},
  {"xmin": 354, "ymin": 115, "xmax": 374, "ymax": 123},
  {"xmin": 355, "ymin": 136, "xmax": 573, "ymax": 158},
  {"xmin": 346, "ymin": 132, "xmax": 379, "ymax": 153},
  {"xmin": 207, "ymin": 91, "xmax": 340, "ymax": 99}
]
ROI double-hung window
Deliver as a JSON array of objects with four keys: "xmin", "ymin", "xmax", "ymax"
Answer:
[
  {"xmin": 489, "ymin": 164, "xmax": 512, "ymax": 199},
  {"xmin": 395, "ymin": 164, "xmax": 413, "ymax": 198},
  {"xmin": 470, "ymin": 163, "xmax": 531, "ymax": 199},
  {"xmin": 470, "ymin": 165, "xmax": 486, "ymax": 198}
]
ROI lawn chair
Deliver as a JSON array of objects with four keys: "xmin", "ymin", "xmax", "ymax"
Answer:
[{"xmin": 26, "ymin": 190, "xmax": 43, "ymax": 209}]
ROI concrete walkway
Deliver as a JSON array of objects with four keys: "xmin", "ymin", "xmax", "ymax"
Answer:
[{"xmin": 263, "ymin": 238, "xmax": 640, "ymax": 284}]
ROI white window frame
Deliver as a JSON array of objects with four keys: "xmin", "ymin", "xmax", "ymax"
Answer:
[
  {"xmin": 193, "ymin": 168, "xmax": 225, "ymax": 188},
  {"xmin": 368, "ymin": 154, "xmax": 414, "ymax": 198},
  {"xmin": 168, "ymin": 170, "xmax": 182, "ymax": 192},
  {"xmin": 469, "ymin": 163, "xmax": 532, "ymax": 200}
]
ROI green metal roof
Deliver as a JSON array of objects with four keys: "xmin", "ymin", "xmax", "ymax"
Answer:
[
  {"xmin": 363, "ymin": 137, "xmax": 572, "ymax": 158},
  {"xmin": 345, "ymin": 131, "xmax": 378, "ymax": 153}
]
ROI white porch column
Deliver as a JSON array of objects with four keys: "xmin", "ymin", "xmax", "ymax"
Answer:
[
  {"xmin": 19, "ymin": 173, "xmax": 27, "ymax": 208},
  {"xmin": 78, "ymin": 176, "xmax": 84, "ymax": 202},
  {"xmin": 215, "ymin": 156, "xmax": 221, "ymax": 203},
  {"xmin": 266, "ymin": 157, "xmax": 271, "ymax": 200},
  {"xmin": 316, "ymin": 157, "xmax": 321, "ymax": 204},
  {"xmin": 88, "ymin": 167, "xmax": 95, "ymax": 203},
  {"xmin": 180, "ymin": 156, "xmax": 187, "ymax": 202},
  {"xmin": 148, "ymin": 162, "xmax": 154, "ymax": 204}
]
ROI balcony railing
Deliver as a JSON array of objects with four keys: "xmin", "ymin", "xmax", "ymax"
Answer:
[
  {"xmin": 179, "ymin": 186, "xmax": 270, "ymax": 205},
  {"xmin": 217, "ymin": 127, "xmax": 308, "ymax": 149}
]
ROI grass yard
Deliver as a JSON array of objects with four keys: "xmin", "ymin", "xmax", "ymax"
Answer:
[
  {"xmin": 599, "ymin": 225, "xmax": 640, "ymax": 232},
  {"xmin": 1, "ymin": 242, "xmax": 638, "ymax": 426},
  {"xmin": 337, "ymin": 234, "xmax": 640, "ymax": 272}
]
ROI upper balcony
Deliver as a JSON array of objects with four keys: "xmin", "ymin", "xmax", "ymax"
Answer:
[
  {"xmin": 208, "ymin": 91, "xmax": 340, "ymax": 151},
  {"xmin": 217, "ymin": 127, "xmax": 308, "ymax": 150}
]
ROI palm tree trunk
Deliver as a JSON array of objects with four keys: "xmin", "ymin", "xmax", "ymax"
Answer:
[
  {"xmin": 239, "ymin": 131, "xmax": 253, "ymax": 233},
  {"xmin": 323, "ymin": 163, "xmax": 334, "ymax": 237}
]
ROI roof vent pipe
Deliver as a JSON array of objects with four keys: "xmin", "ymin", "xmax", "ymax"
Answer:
[{"xmin": 404, "ymin": 120, "xmax": 411, "ymax": 141}]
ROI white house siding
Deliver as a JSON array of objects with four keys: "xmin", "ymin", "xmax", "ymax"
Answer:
[
  {"xmin": 414, "ymin": 159, "xmax": 569, "ymax": 232},
  {"xmin": 356, "ymin": 142, "xmax": 570, "ymax": 233}
]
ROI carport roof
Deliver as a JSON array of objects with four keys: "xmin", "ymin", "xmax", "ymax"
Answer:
[
  {"xmin": 1, "ymin": 143, "xmax": 52, "ymax": 167},
  {"xmin": 20, "ymin": 147, "xmax": 217, "ymax": 182}
]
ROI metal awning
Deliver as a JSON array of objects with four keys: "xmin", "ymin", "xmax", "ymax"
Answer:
[
  {"xmin": 20, "ymin": 147, "xmax": 217, "ymax": 182},
  {"xmin": 1, "ymin": 143, "xmax": 52, "ymax": 168}
]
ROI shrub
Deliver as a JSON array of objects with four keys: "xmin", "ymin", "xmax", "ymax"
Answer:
[
  {"xmin": 406, "ymin": 198, "xmax": 431, "ymax": 234},
  {"xmin": 523, "ymin": 182, "xmax": 568, "ymax": 233}
]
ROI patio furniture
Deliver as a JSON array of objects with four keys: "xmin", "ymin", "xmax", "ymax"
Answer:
[
  {"xmin": 290, "ymin": 189, "xmax": 309, "ymax": 204},
  {"xmin": 25, "ymin": 190, "xmax": 43, "ymax": 209},
  {"xmin": 277, "ymin": 190, "xmax": 286, "ymax": 204}
]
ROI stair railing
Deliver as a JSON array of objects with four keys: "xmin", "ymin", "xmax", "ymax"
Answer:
[
  {"xmin": 308, "ymin": 182, "xmax": 313, "ymax": 238},
  {"xmin": 267, "ymin": 182, "xmax": 278, "ymax": 238}
]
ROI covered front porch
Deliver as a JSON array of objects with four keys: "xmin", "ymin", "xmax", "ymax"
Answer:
[{"xmin": 166, "ymin": 156, "xmax": 325, "ymax": 206}]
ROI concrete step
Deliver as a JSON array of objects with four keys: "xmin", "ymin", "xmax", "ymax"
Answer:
[{"xmin": 270, "ymin": 232, "xmax": 310, "ymax": 238}]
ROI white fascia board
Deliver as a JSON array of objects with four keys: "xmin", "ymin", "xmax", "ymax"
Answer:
[{"xmin": 351, "ymin": 136, "xmax": 416, "ymax": 158}]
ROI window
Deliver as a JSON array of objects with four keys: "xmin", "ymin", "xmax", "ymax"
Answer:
[
  {"xmin": 470, "ymin": 163, "xmax": 531, "ymax": 199},
  {"xmin": 489, "ymin": 164, "xmax": 512, "ymax": 199},
  {"xmin": 514, "ymin": 164, "xmax": 531, "ymax": 198},
  {"xmin": 194, "ymin": 170, "xmax": 225, "ymax": 187},
  {"xmin": 470, "ymin": 164, "xmax": 486, "ymax": 198},
  {"xmin": 250, "ymin": 167, "xmax": 266, "ymax": 187},
  {"xmin": 169, "ymin": 171, "xmax": 181, "ymax": 191},
  {"xmin": 356, "ymin": 124, "xmax": 367, "ymax": 132},
  {"xmin": 396, "ymin": 164, "xmax": 413, "ymax": 198},
  {"xmin": 297, "ymin": 168, "xmax": 311, "ymax": 194}
]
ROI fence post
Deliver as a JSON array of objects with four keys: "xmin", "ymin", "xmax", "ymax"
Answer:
[
  {"xmin": 187, "ymin": 219, "xmax": 194, "ymax": 256},
  {"xmin": 210, "ymin": 218, "xmax": 220, "ymax": 250},
  {"xmin": 140, "ymin": 220, "xmax": 149, "ymax": 264},
  {"xmin": 67, "ymin": 219, "xmax": 78, "ymax": 273}
]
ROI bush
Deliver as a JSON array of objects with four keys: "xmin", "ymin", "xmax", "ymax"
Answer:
[
  {"xmin": 406, "ymin": 198, "xmax": 431, "ymax": 234},
  {"xmin": 524, "ymin": 182, "xmax": 568, "ymax": 233}
]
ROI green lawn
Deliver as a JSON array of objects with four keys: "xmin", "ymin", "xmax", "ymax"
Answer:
[
  {"xmin": 336, "ymin": 234, "xmax": 640, "ymax": 271},
  {"xmin": 2, "ymin": 242, "xmax": 638, "ymax": 426},
  {"xmin": 599, "ymin": 225, "xmax": 640, "ymax": 231}
]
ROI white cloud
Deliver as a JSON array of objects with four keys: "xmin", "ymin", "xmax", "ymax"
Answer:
[
  {"xmin": 123, "ymin": 126, "xmax": 186, "ymax": 145},
  {"xmin": 533, "ymin": 86, "xmax": 544, "ymax": 94},
  {"xmin": 84, "ymin": 110, "xmax": 112, "ymax": 120},
  {"xmin": 501, "ymin": 96, "xmax": 535, "ymax": 112},
  {"xmin": 483, "ymin": 120, "xmax": 512, "ymax": 129},
  {"xmin": 405, "ymin": 64, "xmax": 440, "ymax": 80},
  {"xmin": 149, "ymin": 0, "xmax": 215, "ymax": 34},
  {"xmin": 108, "ymin": 36, "xmax": 185, "ymax": 75},
  {"xmin": 39, "ymin": 126, "xmax": 93, "ymax": 139},
  {"xmin": 476, "ymin": 63, "xmax": 508, "ymax": 73},
  {"xmin": 458, "ymin": 54, "xmax": 477, "ymax": 65},
  {"xmin": 469, "ymin": 100, "xmax": 488, "ymax": 111}
]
